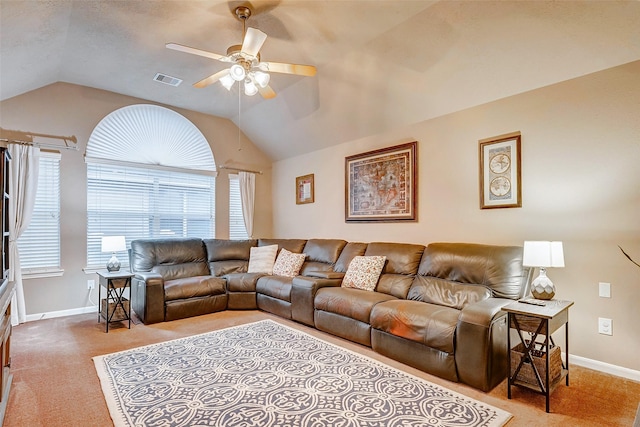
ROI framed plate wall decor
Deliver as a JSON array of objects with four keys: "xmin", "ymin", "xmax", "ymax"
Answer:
[
  {"xmin": 345, "ymin": 141, "xmax": 417, "ymax": 222},
  {"xmin": 479, "ymin": 132, "xmax": 522, "ymax": 209}
]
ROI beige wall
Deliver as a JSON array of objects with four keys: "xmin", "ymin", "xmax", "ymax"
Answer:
[
  {"xmin": 273, "ymin": 61, "xmax": 640, "ymax": 371},
  {"xmin": 0, "ymin": 82, "xmax": 273, "ymax": 315}
]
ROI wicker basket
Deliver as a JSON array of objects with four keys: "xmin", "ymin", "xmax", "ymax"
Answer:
[
  {"xmin": 511, "ymin": 341, "xmax": 562, "ymax": 387},
  {"xmin": 101, "ymin": 298, "xmax": 130, "ymax": 322}
]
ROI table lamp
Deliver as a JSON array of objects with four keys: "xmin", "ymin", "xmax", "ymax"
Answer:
[
  {"xmin": 101, "ymin": 236, "xmax": 126, "ymax": 272},
  {"xmin": 523, "ymin": 241, "xmax": 565, "ymax": 300}
]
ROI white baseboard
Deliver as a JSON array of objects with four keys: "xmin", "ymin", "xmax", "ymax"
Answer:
[
  {"xmin": 570, "ymin": 354, "xmax": 640, "ymax": 382},
  {"xmin": 25, "ymin": 305, "xmax": 97, "ymax": 322},
  {"xmin": 23, "ymin": 309, "xmax": 640, "ymax": 383}
]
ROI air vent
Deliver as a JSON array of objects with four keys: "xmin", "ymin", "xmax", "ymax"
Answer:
[{"xmin": 153, "ymin": 73, "xmax": 182, "ymax": 87}]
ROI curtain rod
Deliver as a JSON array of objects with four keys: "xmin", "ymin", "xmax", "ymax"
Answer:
[
  {"xmin": 218, "ymin": 165, "xmax": 263, "ymax": 175},
  {"xmin": 0, "ymin": 138, "xmax": 79, "ymax": 151}
]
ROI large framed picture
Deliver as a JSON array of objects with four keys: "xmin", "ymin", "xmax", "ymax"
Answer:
[
  {"xmin": 345, "ymin": 141, "xmax": 417, "ymax": 222},
  {"xmin": 296, "ymin": 174, "xmax": 314, "ymax": 204},
  {"xmin": 479, "ymin": 132, "xmax": 521, "ymax": 209}
]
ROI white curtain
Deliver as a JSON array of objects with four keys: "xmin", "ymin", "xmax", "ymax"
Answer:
[
  {"xmin": 8, "ymin": 143, "xmax": 40, "ymax": 325},
  {"xmin": 238, "ymin": 171, "xmax": 255, "ymax": 238}
]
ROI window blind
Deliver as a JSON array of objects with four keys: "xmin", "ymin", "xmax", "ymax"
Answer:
[
  {"xmin": 17, "ymin": 152, "xmax": 61, "ymax": 273},
  {"xmin": 229, "ymin": 174, "xmax": 248, "ymax": 240},
  {"xmin": 87, "ymin": 162, "xmax": 215, "ymax": 268}
]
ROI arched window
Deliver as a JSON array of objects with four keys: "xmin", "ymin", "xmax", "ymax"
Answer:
[{"xmin": 85, "ymin": 104, "xmax": 216, "ymax": 269}]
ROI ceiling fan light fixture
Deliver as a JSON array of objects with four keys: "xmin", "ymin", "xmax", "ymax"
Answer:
[
  {"xmin": 220, "ymin": 73, "xmax": 235, "ymax": 90},
  {"xmin": 252, "ymin": 70, "xmax": 270, "ymax": 88},
  {"xmin": 229, "ymin": 63, "xmax": 246, "ymax": 81},
  {"xmin": 244, "ymin": 78, "xmax": 258, "ymax": 96}
]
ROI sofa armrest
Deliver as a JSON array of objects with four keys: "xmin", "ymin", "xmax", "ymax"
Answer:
[
  {"xmin": 131, "ymin": 272, "xmax": 165, "ymax": 324},
  {"xmin": 455, "ymin": 297, "xmax": 513, "ymax": 391},
  {"xmin": 291, "ymin": 276, "xmax": 343, "ymax": 326}
]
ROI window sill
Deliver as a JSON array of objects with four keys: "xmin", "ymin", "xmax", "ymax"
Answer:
[{"xmin": 22, "ymin": 269, "xmax": 65, "ymax": 280}]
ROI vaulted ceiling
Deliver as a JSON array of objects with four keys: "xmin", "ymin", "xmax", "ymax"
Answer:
[{"xmin": 1, "ymin": 1, "xmax": 639, "ymax": 160}]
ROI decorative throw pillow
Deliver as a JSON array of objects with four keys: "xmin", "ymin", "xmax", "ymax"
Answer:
[
  {"xmin": 341, "ymin": 256, "xmax": 386, "ymax": 291},
  {"xmin": 272, "ymin": 248, "xmax": 307, "ymax": 277},
  {"xmin": 247, "ymin": 244, "xmax": 278, "ymax": 274}
]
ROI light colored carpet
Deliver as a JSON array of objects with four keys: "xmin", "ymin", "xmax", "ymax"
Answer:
[{"xmin": 94, "ymin": 319, "xmax": 511, "ymax": 427}]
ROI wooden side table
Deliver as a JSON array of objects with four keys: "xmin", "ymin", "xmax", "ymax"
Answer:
[
  {"xmin": 502, "ymin": 299, "xmax": 574, "ymax": 413},
  {"xmin": 97, "ymin": 270, "xmax": 134, "ymax": 333}
]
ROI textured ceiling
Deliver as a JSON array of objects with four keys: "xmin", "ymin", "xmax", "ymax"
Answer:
[{"xmin": 1, "ymin": 1, "xmax": 639, "ymax": 160}]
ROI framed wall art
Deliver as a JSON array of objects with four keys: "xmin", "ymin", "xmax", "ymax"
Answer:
[
  {"xmin": 479, "ymin": 132, "xmax": 521, "ymax": 209},
  {"xmin": 345, "ymin": 141, "xmax": 417, "ymax": 222},
  {"xmin": 296, "ymin": 174, "xmax": 314, "ymax": 204}
]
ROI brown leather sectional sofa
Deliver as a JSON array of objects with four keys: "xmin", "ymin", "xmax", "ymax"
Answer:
[{"xmin": 129, "ymin": 237, "xmax": 532, "ymax": 391}]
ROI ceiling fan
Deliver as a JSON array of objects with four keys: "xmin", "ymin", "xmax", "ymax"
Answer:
[{"xmin": 166, "ymin": 6, "xmax": 316, "ymax": 99}]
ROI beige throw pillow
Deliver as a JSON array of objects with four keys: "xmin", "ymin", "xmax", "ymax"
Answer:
[
  {"xmin": 341, "ymin": 255, "xmax": 386, "ymax": 291},
  {"xmin": 247, "ymin": 244, "xmax": 278, "ymax": 274},
  {"xmin": 272, "ymin": 248, "xmax": 307, "ymax": 277}
]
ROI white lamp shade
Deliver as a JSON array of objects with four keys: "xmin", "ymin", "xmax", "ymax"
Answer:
[
  {"xmin": 101, "ymin": 235, "xmax": 126, "ymax": 253},
  {"xmin": 229, "ymin": 64, "xmax": 246, "ymax": 82},
  {"xmin": 220, "ymin": 73, "xmax": 235, "ymax": 90},
  {"xmin": 252, "ymin": 70, "xmax": 270, "ymax": 88},
  {"xmin": 523, "ymin": 241, "xmax": 565, "ymax": 268},
  {"xmin": 244, "ymin": 79, "xmax": 258, "ymax": 96}
]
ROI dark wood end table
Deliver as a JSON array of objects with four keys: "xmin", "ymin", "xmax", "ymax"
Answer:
[{"xmin": 97, "ymin": 270, "xmax": 134, "ymax": 333}]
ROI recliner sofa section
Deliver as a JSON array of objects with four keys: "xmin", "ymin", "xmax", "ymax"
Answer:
[
  {"xmin": 369, "ymin": 243, "xmax": 532, "ymax": 391},
  {"xmin": 256, "ymin": 238, "xmax": 347, "ymax": 324},
  {"xmin": 130, "ymin": 238, "xmax": 228, "ymax": 324}
]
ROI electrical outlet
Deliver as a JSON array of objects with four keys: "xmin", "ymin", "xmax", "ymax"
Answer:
[
  {"xmin": 87, "ymin": 279, "xmax": 95, "ymax": 290},
  {"xmin": 598, "ymin": 317, "xmax": 612, "ymax": 335},
  {"xmin": 598, "ymin": 282, "xmax": 611, "ymax": 298}
]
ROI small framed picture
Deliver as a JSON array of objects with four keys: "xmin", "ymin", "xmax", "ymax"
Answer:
[
  {"xmin": 296, "ymin": 174, "xmax": 314, "ymax": 204},
  {"xmin": 479, "ymin": 132, "xmax": 521, "ymax": 209}
]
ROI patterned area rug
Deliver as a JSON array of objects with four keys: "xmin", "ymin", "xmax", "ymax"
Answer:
[{"xmin": 94, "ymin": 320, "xmax": 511, "ymax": 427}]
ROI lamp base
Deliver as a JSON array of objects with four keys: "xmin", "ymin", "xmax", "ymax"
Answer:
[
  {"xmin": 107, "ymin": 253, "xmax": 121, "ymax": 272},
  {"xmin": 530, "ymin": 268, "xmax": 555, "ymax": 300}
]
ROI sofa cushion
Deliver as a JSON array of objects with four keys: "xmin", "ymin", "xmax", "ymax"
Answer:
[
  {"xmin": 315, "ymin": 287, "xmax": 397, "ymax": 324},
  {"xmin": 204, "ymin": 239, "xmax": 256, "ymax": 276},
  {"xmin": 418, "ymin": 243, "xmax": 527, "ymax": 299},
  {"xmin": 408, "ymin": 276, "xmax": 491, "ymax": 310},
  {"xmin": 258, "ymin": 238, "xmax": 307, "ymax": 254},
  {"xmin": 130, "ymin": 238, "xmax": 210, "ymax": 281},
  {"xmin": 370, "ymin": 299, "xmax": 460, "ymax": 354},
  {"xmin": 164, "ymin": 276, "xmax": 226, "ymax": 301},
  {"xmin": 224, "ymin": 272, "xmax": 265, "ymax": 292},
  {"xmin": 256, "ymin": 275, "xmax": 293, "ymax": 302},
  {"xmin": 365, "ymin": 242, "xmax": 425, "ymax": 275},
  {"xmin": 273, "ymin": 248, "xmax": 306, "ymax": 277},
  {"xmin": 299, "ymin": 239, "xmax": 348, "ymax": 275},
  {"xmin": 248, "ymin": 244, "xmax": 278, "ymax": 274},
  {"xmin": 333, "ymin": 242, "xmax": 368, "ymax": 273},
  {"xmin": 342, "ymin": 256, "xmax": 386, "ymax": 291}
]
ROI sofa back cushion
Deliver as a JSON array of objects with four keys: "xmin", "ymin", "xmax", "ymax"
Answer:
[
  {"xmin": 203, "ymin": 239, "xmax": 257, "ymax": 276},
  {"xmin": 258, "ymin": 238, "xmax": 307, "ymax": 254},
  {"xmin": 364, "ymin": 242, "xmax": 425, "ymax": 298},
  {"xmin": 130, "ymin": 238, "xmax": 210, "ymax": 281},
  {"xmin": 334, "ymin": 242, "xmax": 368, "ymax": 273},
  {"xmin": 299, "ymin": 239, "xmax": 348, "ymax": 275},
  {"xmin": 417, "ymin": 242, "xmax": 529, "ymax": 299},
  {"xmin": 408, "ymin": 276, "xmax": 491, "ymax": 310}
]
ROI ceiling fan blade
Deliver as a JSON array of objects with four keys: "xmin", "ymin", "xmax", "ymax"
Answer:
[
  {"xmin": 258, "ymin": 85, "xmax": 277, "ymax": 99},
  {"xmin": 166, "ymin": 43, "xmax": 230, "ymax": 62},
  {"xmin": 194, "ymin": 69, "xmax": 230, "ymax": 88},
  {"xmin": 241, "ymin": 27, "xmax": 267, "ymax": 58},
  {"xmin": 264, "ymin": 61, "xmax": 317, "ymax": 77}
]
